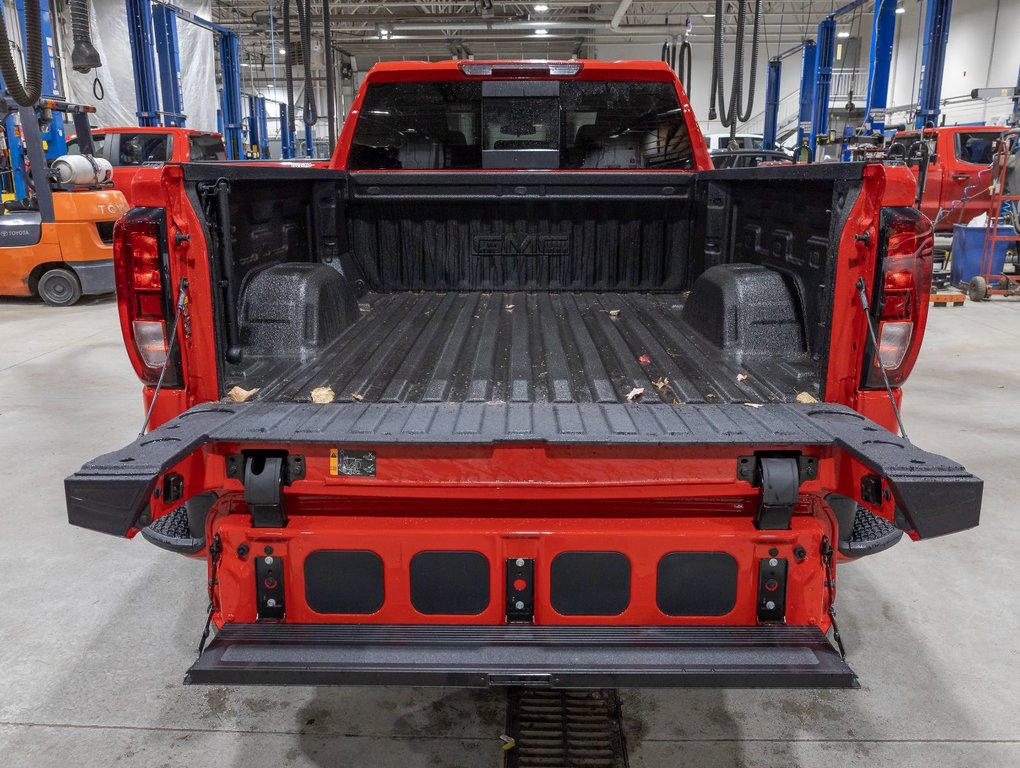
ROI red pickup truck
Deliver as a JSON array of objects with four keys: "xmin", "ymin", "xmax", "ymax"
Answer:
[
  {"xmin": 890, "ymin": 125, "xmax": 1006, "ymax": 231},
  {"xmin": 66, "ymin": 60, "xmax": 981, "ymax": 689},
  {"xmin": 67, "ymin": 126, "xmax": 226, "ymax": 207}
]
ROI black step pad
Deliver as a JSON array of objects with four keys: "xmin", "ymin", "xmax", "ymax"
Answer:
[
  {"xmin": 140, "ymin": 504, "xmax": 205, "ymax": 555},
  {"xmin": 841, "ymin": 506, "xmax": 903, "ymax": 558},
  {"xmin": 185, "ymin": 623, "xmax": 858, "ymax": 689}
]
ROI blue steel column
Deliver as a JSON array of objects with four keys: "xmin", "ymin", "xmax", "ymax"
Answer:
[
  {"xmin": 280, "ymin": 103, "xmax": 295, "ymax": 158},
  {"xmin": 125, "ymin": 0, "xmax": 161, "ymax": 126},
  {"xmin": 915, "ymin": 0, "xmax": 953, "ymax": 128},
  {"xmin": 795, "ymin": 41, "xmax": 818, "ymax": 156},
  {"xmin": 217, "ymin": 31, "xmax": 243, "ymax": 159},
  {"xmin": 255, "ymin": 96, "xmax": 269, "ymax": 157},
  {"xmin": 152, "ymin": 5, "xmax": 185, "ymax": 126},
  {"xmin": 304, "ymin": 123, "xmax": 313, "ymax": 158},
  {"xmin": 864, "ymin": 0, "xmax": 897, "ymax": 134},
  {"xmin": 763, "ymin": 58, "xmax": 782, "ymax": 150},
  {"xmin": 810, "ymin": 17, "xmax": 836, "ymax": 155}
]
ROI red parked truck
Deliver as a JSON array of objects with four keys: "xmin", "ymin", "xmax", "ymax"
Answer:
[
  {"xmin": 67, "ymin": 126, "xmax": 226, "ymax": 207},
  {"xmin": 66, "ymin": 60, "xmax": 981, "ymax": 689},
  {"xmin": 890, "ymin": 125, "xmax": 1006, "ymax": 231}
]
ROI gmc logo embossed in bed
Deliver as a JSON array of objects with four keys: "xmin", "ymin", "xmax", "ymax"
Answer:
[{"xmin": 472, "ymin": 233, "xmax": 569, "ymax": 257}]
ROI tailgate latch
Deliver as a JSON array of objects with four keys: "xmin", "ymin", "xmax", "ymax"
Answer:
[{"xmin": 753, "ymin": 457, "xmax": 803, "ymax": 531}]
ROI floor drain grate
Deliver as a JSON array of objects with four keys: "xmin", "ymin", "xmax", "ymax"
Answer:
[{"xmin": 504, "ymin": 689, "xmax": 629, "ymax": 768}]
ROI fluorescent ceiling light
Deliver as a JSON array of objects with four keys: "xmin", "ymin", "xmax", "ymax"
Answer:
[
  {"xmin": 278, "ymin": 48, "xmax": 285, "ymax": 54},
  {"xmin": 895, "ymin": 5, "xmax": 906, "ymax": 13},
  {"xmin": 534, "ymin": 3, "xmax": 549, "ymax": 11},
  {"xmin": 837, "ymin": 31, "xmax": 850, "ymax": 38},
  {"xmin": 534, "ymin": 28, "xmax": 549, "ymax": 35}
]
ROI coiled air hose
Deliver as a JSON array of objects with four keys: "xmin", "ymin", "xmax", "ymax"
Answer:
[
  {"xmin": 69, "ymin": 0, "xmax": 101, "ymax": 73},
  {"xmin": 283, "ymin": 0, "xmax": 317, "ymax": 133},
  {"xmin": 0, "ymin": 0, "xmax": 42, "ymax": 106},
  {"xmin": 709, "ymin": 0, "xmax": 763, "ymax": 136},
  {"xmin": 283, "ymin": 0, "xmax": 296, "ymax": 134},
  {"xmin": 297, "ymin": 0, "xmax": 317, "ymax": 126}
]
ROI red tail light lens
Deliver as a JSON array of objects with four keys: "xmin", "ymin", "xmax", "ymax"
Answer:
[
  {"xmin": 114, "ymin": 208, "xmax": 180, "ymax": 386},
  {"xmin": 864, "ymin": 207, "xmax": 934, "ymax": 388}
]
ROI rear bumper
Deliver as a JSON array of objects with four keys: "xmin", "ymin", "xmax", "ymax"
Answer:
[
  {"xmin": 185, "ymin": 624, "xmax": 858, "ymax": 689},
  {"xmin": 68, "ymin": 258, "xmax": 114, "ymax": 295}
]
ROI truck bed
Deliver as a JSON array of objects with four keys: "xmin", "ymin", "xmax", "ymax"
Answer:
[{"xmin": 236, "ymin": 291, "xmax": 817, "ymax": 405}]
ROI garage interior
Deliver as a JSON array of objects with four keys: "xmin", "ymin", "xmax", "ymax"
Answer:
[{"xmin": 1, "ymin": 1, "xmax": 1019, "ymax": 767}]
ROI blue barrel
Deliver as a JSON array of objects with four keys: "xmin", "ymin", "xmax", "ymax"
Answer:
[{"xmin": 950, "ymin": 223, "xmax": 1018, "ymax": 286}]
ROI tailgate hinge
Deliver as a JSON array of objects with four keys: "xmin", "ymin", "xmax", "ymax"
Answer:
[
  {"xmin": 229, "ymin": 454, "xmax": 306, "ymax": 528},
  {"xmin": 753, "ymin": 457, "xmax": 803, "ymax": 531}
]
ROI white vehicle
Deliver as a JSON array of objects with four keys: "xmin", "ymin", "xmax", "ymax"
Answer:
[{"xmin": 704, "ymin": 132, "xmax": 765, "ymax": 150}]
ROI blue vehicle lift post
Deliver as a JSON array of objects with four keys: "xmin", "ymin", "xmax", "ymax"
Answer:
[
  {"xmin": 795, "ymin": 41, "xmax": 818, "ymax": 157},
  {"xmin": 125, "ymin": 0, "xmax": 245, "ymax": 158},
  {"xmin": 280, "ymin": 103, "xmax": 295, "ymax": 159},
  {"xmin": 864, "ymin": 0, "xmax": 897, "ymax": 135},
  {"xmin": 125, "ymin": 0, "xmax": 162, "ymax": 127},
  {"xmin": 915, "ymin": 0, "xmax": 953, "ymax": 128},
  {"xmin": 806, "ymin": 0, "xmax": 870, "ymax": 156},
  {"xmin": 152, "ymin": 4, "xmax": 185, "ymax": 127},
  {"xmin": 246, "ymin": 94, "xmax": 270, "ymax": 158},
  {"xmin": 763, "ymin": 42, "xmax": 807, "ymax": 150}
]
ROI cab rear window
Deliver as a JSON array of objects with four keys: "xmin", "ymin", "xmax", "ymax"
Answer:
[
  {"xmin": 189, "ymin": 135, "xmax": 227, "ymax": 161},
  {"xmin": 348, "ymin": 79, "xmax": 693, "ymax": 171}
]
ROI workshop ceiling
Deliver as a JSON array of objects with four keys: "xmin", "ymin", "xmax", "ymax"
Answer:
[{"xmin": 211, "ymin": 1, "xmax": 866, "ymax": 72}]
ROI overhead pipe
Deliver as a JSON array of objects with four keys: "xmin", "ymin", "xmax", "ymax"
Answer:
[{"xmin": 609, "ymin": 0, "xmax": 634, "ymax": 30}]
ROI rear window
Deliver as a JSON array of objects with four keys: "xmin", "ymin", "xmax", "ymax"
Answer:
[
  {"xmin": 348, "ymin": 79, "xmax": 693, "ymax": 170},
  {"xmin": 189, "ymin": 134, "xmax": 227, "ymax": 161},
  {"xmin": 65, "ymin": 135, "xmax": 106, "ymax": 156},
  {"xmin": 117, "ymin": 133, "xmax": 169, "ymax": 165},
  {"xmin": 955, "ymin": 131, "xmax": 998, "ymax": 165}
]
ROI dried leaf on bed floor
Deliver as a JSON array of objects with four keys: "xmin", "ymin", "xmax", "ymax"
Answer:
[
  {"xmin": 652, "ymin": 376, "xmax": 669, "ymax": 390},
  {"xmin": 737, "ymin": 373, "xmax": 749, "ymax": 382},
  {"xmin": 743, "ymin": 402, "xmax": 764, "ymax": 409},
  {"xmin": 226, "ymin": 386, "xmax": 259, "ymax": 403},
  {"xmin": 310, "ymin": 386, "xmax": 335, "ymax": 404},
  {"xmin": 350, "ymin": 392, "xmax": 365, "ymax": 402},
  {"xmin": 796, "ymin": 392, "xmax": 818, "ymax": 404},
  {"xmin": 626, "ymin": 387, "xmax": 645, "ymax": 402}
]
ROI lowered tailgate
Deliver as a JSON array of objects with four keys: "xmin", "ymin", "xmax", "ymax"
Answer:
[{"xmin": 67, "ymin": 401, "xmax": 981, "ymax": 541}]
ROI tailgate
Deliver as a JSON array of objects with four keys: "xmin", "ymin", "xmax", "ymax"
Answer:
[{"xmin": 66, "ymin": 401, "xmax": 981, "ymax": 541}]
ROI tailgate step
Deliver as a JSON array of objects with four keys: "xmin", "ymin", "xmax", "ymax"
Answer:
[
  {"xmin": 505, "ymin": 689, "xmax": 628, "ymax": 768},
  {"xmin": 841, "ymin": 505, "xmax": 903, "ymax": 558},
  {"xmin": 184, "ymin": 624, "xmax": 858, "ymax": 689},
  {"xmin": 140, "ymin": 504, "xmax": 204, "ymax": 555}
]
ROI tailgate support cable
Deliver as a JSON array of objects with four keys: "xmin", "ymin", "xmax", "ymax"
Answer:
[
  {"xmin": 855, "ymin": 277, "xmax": 910, "ymax": 442},
  {"xmin": 821, "ymin": 536, "xmax": 847, "ymax": 661},
  {"xmin": 139, "ymin": 277, "xmax": 189, "ymax": 437},
  {"xmin": 197, "ymin": 534, "xmax": 222, "ymax": 656}
]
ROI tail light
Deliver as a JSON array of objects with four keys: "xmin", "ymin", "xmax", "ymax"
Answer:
[
  {"xmin": 113, "ymin": 208, "xmax": 181, "ymax": 386},
  {"xmin": 863, "ymin": 207, "xmax": 934, "ymax": 388}
]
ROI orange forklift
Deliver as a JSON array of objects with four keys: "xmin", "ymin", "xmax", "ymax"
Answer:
[{"xmin": 0, "ymin": 96, "xmax": 127, "ymax": 305}]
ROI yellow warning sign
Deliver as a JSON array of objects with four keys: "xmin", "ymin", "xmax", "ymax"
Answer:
[{"xmin": 329, "ymin": 448, "xmax": 338, "ymax": 476}]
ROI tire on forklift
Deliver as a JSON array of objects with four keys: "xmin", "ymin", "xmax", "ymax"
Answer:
[
  {"xmin": 37, "ymin": 268, "xmax": 83, "ymax": 306},
  {"xmin": 967, "ymin": 276, "xmax": 988, "ymax": 303}
]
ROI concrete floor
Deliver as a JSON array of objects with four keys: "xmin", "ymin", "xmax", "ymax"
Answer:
[{"xmin": 1, "ymin": 294, "xmax": 1018, "ymax": 768}]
